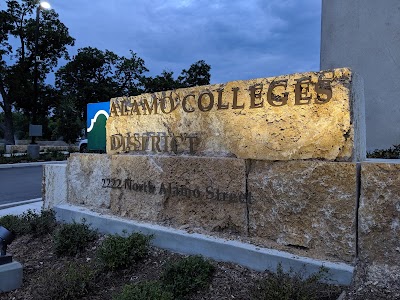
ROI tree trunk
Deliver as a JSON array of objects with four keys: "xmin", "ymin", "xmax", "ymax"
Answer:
[{"xmin": 2, "ymin": 101, "xmax": 15, "ymax": 145}]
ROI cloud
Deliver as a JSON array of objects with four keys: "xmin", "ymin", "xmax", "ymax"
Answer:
[{"xmin": 51, "ymin": 0, "xmax": 321, "ymax": 84}]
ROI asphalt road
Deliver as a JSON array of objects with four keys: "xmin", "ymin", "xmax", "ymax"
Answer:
[{"xmin": 0, "ymin": 166, "xmax": 42, "ymax": 205}]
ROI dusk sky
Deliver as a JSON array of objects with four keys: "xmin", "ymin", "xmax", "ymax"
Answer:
[{"xmin": 51, "ymin": 0, "xmax": 321, "ymax": 84}]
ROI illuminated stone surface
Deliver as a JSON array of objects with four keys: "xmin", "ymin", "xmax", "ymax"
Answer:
[
  {"xmin": 67, "ymin": 154, "xmax": 248, "ymax": 235},
  {"xmin": 106, "ymin": 68, "xmax": 365, "ymax": 161},
  {"xmin": 109, "ymin": 154, "xmax": 248, "ymax": 234},
  {"xmin": 248, "ymin": 160, "xmax": 358, "ymax": 262},
  {"xmin": 67, "ymin": 153, "xmax": 111, "ymax": 208}
]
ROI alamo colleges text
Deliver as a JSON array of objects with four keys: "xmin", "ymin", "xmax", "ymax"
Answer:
[{"xmin": 110, "ymin": 76, "xmax": 333, "ymax": 117}]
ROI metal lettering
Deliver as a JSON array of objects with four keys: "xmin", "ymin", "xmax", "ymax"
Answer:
[
  {"xmin": 186, "ymin": 136, "xmax": 199, "ymax": 154},
  {"xmin": 198, "ymin": 91, "xmax": 214, "ymax": 112},
  {"xmin": 151, "ymin": 135, "xmax": 162, "ymax": 152},
  {"xmin": 142, "ymin": 98, "xmax": 159, "ymax": 115},
  {"xmin": 315, "ymin": 75, "xmax": 332, "ymax": 104},
  {"xmin": 130, "ymin": 100, "xmax": 142, "ymax": 115},
  {"xmin": 267, "ymin": 80, "xmax": 289, "ymax": 107},
  {"xmin": 295, "ymin": 77, "xmax": 312, "ymax": 105},
  {"xmin": 231, "ymin": 87, "xmax": 244, "ymax": 109},
  {"xmin": 160, "ymin": 96, "xmax": 178, "ymax": 114},
  {"xmin": 110, "ymin": 134, "xmax": 124, "ymax": 151},
  {"xmin": 249, "ymin": 84, "xmax": 263, "ymax": 109},
  {"xmin": 216, "ymin": 88, "xmax": 229, "ymax": 110},
  {"xmin": 182, "ymin": 94, "xmax": 195, "ymax": 112},
  {"xmin": 110, "ymin": 101, "xmax": 120, "ymax": 117}
]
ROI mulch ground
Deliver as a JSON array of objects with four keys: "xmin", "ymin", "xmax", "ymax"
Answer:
[{"xmin": 1, "ymin": 232, "xmax": 343, "ymax": 300}]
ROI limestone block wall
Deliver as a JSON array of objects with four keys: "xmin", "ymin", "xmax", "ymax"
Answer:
[
  {"xmin": 42, "ymin": 164, "xmax": 67, "ymax": 209},
  {"xmin": 107, "ymin": 69, "xmax": 366, "ymax": 162},
  {"xmin": 357, "ymin": 160, "xmax": 400, "ymax": 289},
  {"xmin": 64, "ymin": 154, "xmax": 358, "ymax": 263},
  {"xmin": 108, "ymin": 154, "xmax": 248, "ymax": 234},
  {"xmin": 248, "ymin": 161, "xmax": 358, "ymax": 262},
  {"xmin": 42, "ymin": 154, "xmax": 400, "ymax": 280},
  {"xmin": 67, "ymin": 154, "xmax": 111, "ymax": 208}
]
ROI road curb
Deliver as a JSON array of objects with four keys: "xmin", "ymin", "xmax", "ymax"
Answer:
[
  {"xmin": 0, "ymin": 198, "xmax": 42, "ymax": 210},
  {"xmin": 0, "ymin": 161, "xmax": 66, "ymax": 169}
]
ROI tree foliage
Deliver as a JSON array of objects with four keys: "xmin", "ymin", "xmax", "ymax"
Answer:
[
  {"xmin": 54, "ymin": 47, "xmax": 148, "ymax": 141},
  {"xmin": 55, "ymin": 47, "xmax": 211, "ymax": 143},
  {"xmin": 0, "ymin": 0, "xmax": 74, "ymax": 144},
  {"xmin": 143, "ymin": 60, "xmax": 211, "ymax": 93},
  {"xmin": 178, "ymin": 60, "xmax": 211, "ymax": 88},
  {"xmin": 0, "ymin": 1, "xmax": 212, "ymax": 144},
  {"xmin": 143, "ymin": 70, "xmax": 179, "ymax": 93}
]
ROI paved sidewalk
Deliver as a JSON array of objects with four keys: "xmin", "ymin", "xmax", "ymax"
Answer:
[
  {"xmin": 0, "ymin": 200, "xmax": 43, "ymax": 217},
  {"xmin": 0, "ymin": 161, "xmax": 66, "ymax": 169}
]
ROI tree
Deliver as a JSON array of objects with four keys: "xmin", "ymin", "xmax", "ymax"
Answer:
[
  {"xmin": 142, "ymin": 60, "xmax": 212, "ymax": 93},
  {"xmin": 178, "ymin": 60, "xmax": 211, "ymax": 88},
  {"xmin": 113, "ymin": 50, "xmax": 148, "ymax": 96},
  {"xmin": 142, "ymin": 70, "xmax": 180, "ymax": 93},
  {"xmin": 0, "ymin": 0, "xmax": 74, "ymax": 144},
  {"xmin": 51, "ymin": 96, "xmax": 83, "ymax": 143},
  {"xmin": 55, "ymin": 47, "xmax": 148, "ymax": 141}
]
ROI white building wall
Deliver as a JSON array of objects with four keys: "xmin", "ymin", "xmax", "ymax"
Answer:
[{"xmin": 321, "ymin": 0, "xmax": 400, "ymax": 151}]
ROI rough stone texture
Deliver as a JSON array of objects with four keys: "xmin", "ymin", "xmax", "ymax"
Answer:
[
  {"xmin": 42, "ymin": 164, "xmax": 67, "ymax": 209},
  {"xmin": 107, "ymin": 68, "xmax": 365, "ymax": 161},
  {"xmin": 67, "ymin": 153, "xmax": 111, "ymax": 208},
  {"xmin": 358, "ymin": 161, "xmax": 400, "ymax": 287},
  {"xmin": 248, "ymin": 160, "xmax": 358, "ymax": 263},
  {"xmin": 109, "ymin": 155, "xmax": 248, "ymax": 235}
]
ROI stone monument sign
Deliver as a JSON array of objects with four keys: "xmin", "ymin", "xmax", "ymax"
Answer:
[
  {"xmin": 48, "ymin": 67, "xmax": 367, "ymax": 277},
  {"xmin": 107, "ymin": 68, "xmax": 365, "ymax": 161}
]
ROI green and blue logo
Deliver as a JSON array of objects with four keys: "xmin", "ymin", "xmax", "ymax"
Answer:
[{"xmin": 87, "ymin": 102, "xmax": 109, "ymax": 151}]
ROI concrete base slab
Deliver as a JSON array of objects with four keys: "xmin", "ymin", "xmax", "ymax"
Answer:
[
  {"xmin": 54, "ymin": 204, "xmax": 354, "ymax": 285},
  {"xmin": 0, "ymin": 261, "xmax": 23, "ymax": 292}
]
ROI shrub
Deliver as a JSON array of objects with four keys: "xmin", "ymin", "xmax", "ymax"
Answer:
[
  {"xmin": 53, "ymin": 221, "xmax": 97, "ymax": 256},
  {"xmin": 0, "ymin": 214, "xmax": 30, "ymax": 235},
  {"xmin": 33, "ymin": 262, "xmax": 95, "ymax": 300},
  {"xmin": 113, "ymin": 281, "xmax": 174, "ymax": 300},
  {"xmin": 252, "ymin": 264, "xmax": 340, "ymax": 300},
  {"xmin": 367, "ymin": 144, "xmax": 400, "ymax": 159},
  {"xmin": 21, "ymin": 209, "xmax": 57, "ymax": 236},
  {"xmin": 96, "ymin": 232, "xmax": 152, "ymax": 270},
  {"xmin": 161, "ymin": 255, "xmax": 215, "ymax": 299},
  {"xmin": 0, "ymin": 209, "xmax": 56, "ymax": 236}
]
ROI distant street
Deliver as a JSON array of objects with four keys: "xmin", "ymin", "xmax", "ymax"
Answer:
[{"xmin": 0, "ymin": 166, "xmax": 42, "ymax": 205}]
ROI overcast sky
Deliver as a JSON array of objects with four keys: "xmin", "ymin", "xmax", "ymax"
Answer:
[{"xmin": 53, "ymin": 0, "xmax": 321, "ymax": 84}]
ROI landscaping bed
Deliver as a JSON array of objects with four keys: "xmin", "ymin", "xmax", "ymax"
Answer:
[
  {"xmin": 0, "ymin": 210, "xmax": 344, "ymax": 300},
  {"xmin": 0, "ymin": 152, "xmax": 68, "ymax": 164}
]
